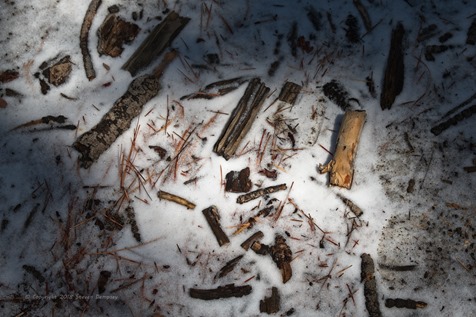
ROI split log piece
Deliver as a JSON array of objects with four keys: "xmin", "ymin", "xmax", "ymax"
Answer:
[
  {"xmin": 80, "ymin": 0, "xmax": 102, "ymax": 80},
  {"xmin": 189, "ymin": 284, "xmax": 252, "ymax": 300},
  {"xmin": 275, "ymin": 81, "xmax": 302, "ymax": 109},
  {"xmin": 430, "ymin": 103, "xmax": 476, "ymax": 136},
  {"xmin": 236, "ymin": 184, "xmax": 287, "ymax": 204},
  {"xmin": 353, "ymin": 0, "xmax": 372, "ymax": 32},
  {"xmin": 215, "ymin": 255, "xmax": 244, "ymax": 279},
  {"xmin": 380, "ymin": 23, "xmax": 405, "ymax": 110},
  {"xmin": 233, "ymin": 205, "xmax": 275, "ymax": 235},
  {"xmin": 361, "ymin": 253, "xmax": 382, "ymax": 317},
  {"xmin": 158, "ymin": 190, "xmax": 196, "ymax": 210},
  {"xmin": 270, "ymin": 234, "xmax": 292, "ymax": 283},
  {"xmin": 202, "ymin": 206, "xmax": 229, "ymax": 246},
  {"xmin": 337, "ymin": 194, "xmax": 363, "ymax": 217},
  {"xmin": 213, "ymin": 78, "xmax": 270, "ymax": 160},
  {"xmin": 73, "ymin": 51, "xmax": 177, "ymax": 168},
  {"xmin": 241, "ymin": 231, "xmax": 264, "ymax": 250},
  {"xmin": 319, "ymin": 110, "xmax": 366, "ymax": 189},
  {"xmin": 260, "ymin": 287, "xmax": 281, "ymax": 314},
  {"xmin": 385, "ymin": 298, "xmax": 427, "ymax": 309},
  {"xmin": 122, "ymin": 11, "xmax": 189, "ymax": 76}
]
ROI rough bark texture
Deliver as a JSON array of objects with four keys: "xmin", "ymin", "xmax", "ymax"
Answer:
[
  {"xmin": 270, "ymin": 234, "xmax": 292, "ymax": 283},
  {"xmin": 225, "ymin": 167, "xmax": 252, "ymax": 193},
  {"xmin": 97, "ymin": 14, "xmax": 140, "ymax": 57},
  {"xmin": 380, "ymin": 23, "xmax": 405, "ymax": 110},
  {"xmin": 213, "ymin": 78, "xmax": 270, "ymax": 160},
  {"xmin": 122, "ymin": 11, "xmax": 189, "ymax": 76},
  {"xmin": 80, "ymin": 0, "xmax": 102, "ymax": 80},
  {"xmin": 189, "ymin": 284, "xmax": 252, "ymax": 300},
  {"xmin": 361, "ymin": 253, "xmax": 382, "ymax": 317},
  {"xmin": 319, "ymin": 110, "xmax": 366, "ymax": 189},
  {"xmin": 73, "ymin": 75, "xmax": 161, "ymax": 168},
  {"xmin": 202, "ymin": 206, "xmax": 230, "ymax": 246},
  {"xmin": 215, "ymin": 255, "xmax": 244, "ymax": 279},
  {"xmin": 260, "ymin": 287, "xmax": 281, "ymax": 314},
  {"xmin": 241, "ymin": 231, "xmax": 264, "ymax": 250},
  {"xmin": 236, "ymin": 184, "xmax": 287, "ymax": 204},
  {"xmin": 278, "ymin": 81, "xmax": 302, "ymax": 105}
]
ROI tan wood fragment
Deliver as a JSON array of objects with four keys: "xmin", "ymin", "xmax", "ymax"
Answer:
[
  {"xmin": 158, "ymin": 190, "xmax": 196, "ymax": 209},
  {"xmin": 319, "ymin": 110, "xmax": 366, "ymax": 189}
]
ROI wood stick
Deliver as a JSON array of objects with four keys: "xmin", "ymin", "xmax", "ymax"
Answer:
[
  {"xmin": 80, "ymin": 0, "xmax": 102, "ymax": 81},
  {"xmin": 277, "ymin": 81, "xmax": 302, "ymax": 105},
  {"xmin": 158, "ymin": 190, "xmax": 196, "ymax": 210},
  {"xmin": 241, "ymin": 231, "xmax": 264, "ymax": 250},
  {"xmin": 202, "ymin": 206, "xmax": 229, "ymax": 246},
  {"xmin": 122, "ymin": 11, "xmax": 190, "ymax": 76},
  {"xmin": 214, "ymin": 78, "xmax": 270, "ymax": 160},
  {"xmin": 361, "ymin": 253, "xmax": 382, "ymax": 317},
  {"xmin": 337, "ymin": 194, "xmax": 363, "ymax": 217},
  {"xmin": 319, "ymin": 110, "xmax": 366, "ymax": 189},
  {"xmin": 236, "ymin": 184, "xmax": 287, "ymax": 204},
  {"xmin": 385, "ymin": 298, "xmax": 427, "ymax": 309},
  {"xmin": 215, "ymin": 255, "xmax": 244, "ymax": 279},
  {"xmin": 270, "ymin": 234, "xmax": 292, "ymax": 283},
  {"xmin": 430, "ymin": 103, "xmax": 476, "ymax": 135},
  {"xmin": 380, "ymin": 23, "xmax": 405, "ymax": 110},
  {"xmin": 189, "ymin": 284, "xmax": 252, "ymax": 300}
]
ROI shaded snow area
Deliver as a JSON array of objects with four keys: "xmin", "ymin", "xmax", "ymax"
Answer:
[{"xmin": 0, "ymin": 0, "xmax": 475, "ymax": 316}]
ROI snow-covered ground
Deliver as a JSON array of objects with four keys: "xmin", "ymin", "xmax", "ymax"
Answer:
[{"xmin": 0, "ymin": 0, "xmax": 475, "ymax": 316}]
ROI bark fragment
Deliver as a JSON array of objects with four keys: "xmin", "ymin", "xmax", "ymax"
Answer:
[
  {"xmin": 385, "ymin": 298, "xmax": 427, "ymax": 309},
  {"xmin": 319, "ymin": 110, "xmax": 366, "ymax": 189},
  {"xmin": 380, "ymin": 23, "xmax": 405, "ymax": 110},
  {"xmin": 97, "ymin": 14, "xmax": 140, "ymax": 57},
  {"xmin": 260, "ymin": 287, "xmax": 281, "ymax": 314},
  {"xmin": 225, "ymin": 167, "xmax": 252, "ymax": 193},
  {"xmin": 158, "ymin": 190, "xmax": 196, "ymax": 210},
  {"xmin": 241, "ymin": 231, "xmax": 264, "ymax": 250},
  {"xmin": 361, "ymin": 253, "xmax": 382, "ymax": 317},
  {"xmin": 202, "ymin": 206, "xmax": 230, "ymax": 246},
  {"xmin": 466, "ymin": 19, "xmax": 476, "ymax": 45},
  {"xmin": 213, "ymin": 78, "xmax": 270, "ymax": 160},
  {"xmin": 215, "ymin": 255, "xmax": 244, "ymax": 279},
  {"xmin": 270, "ymin": 234, "xmax": 293, "ymax": 283},
  {"xmin": 189, "ymin": 284, "xmax": 252, "ymax": 300},
  {"xmin": 80, "ymin": 0, "xmax": 102, "ymax": 80}
]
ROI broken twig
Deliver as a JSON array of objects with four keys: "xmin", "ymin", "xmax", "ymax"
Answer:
[
  {"xmin": 80, "ymin": 0, "xmax": 102, "ymax": 80},
  {"xmin": 236, "ymin": 184, "xmax": 287, "ymax": 204},
  {"xmin": 158, "ymin": 190, "xmax": 196, "ymax": 210},
  {"xmin": 202, "ymin": 206, "xmax": 229, "ymax": 246}
]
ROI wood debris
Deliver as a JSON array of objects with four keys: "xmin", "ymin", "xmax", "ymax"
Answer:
[
  {"xmin": 189, "ymin": 284, "xmax": 252, "ymax": 300},
  {"xmin": 122, "ymin": 11, "xmax": 190, "ymax": 76},
  {"xmin": 158, "ymin": 190, "xmax": 196, "ymax": 210},
  {"xmin": 11, "ymin": 115, "xmax": 76, "ymax": 131},
  {"xmin": 431, "ymin": 103, "xmax": 476, "ymax": 136},
  {"xmin": 361, "ymin": 253, "xmax": 382, "ymax": 317},
  {"xmin": 241, "ymin": 231, "xmax": 264, "ymax": 250},
  {"xmin": 270, "ymin": 234, "xmax": 293, "ymax": 283},
  {"xmin": 385, "ymin": 298, "xmax": 427, "ymax": 309},
  {"xmin": 277, "ymin": 81, "xmax": 302, "ymax": 106},
  {"xmin": 97, "ymin": 270, "xmax": 111, "ymax": 294},
  {"xmin": 260, "ymin": 287, "xmax": 281, "ymax": 314},
  {"xmin": 35, "ymin": 55, "xmax": 73, "ymax": 94},
  {"xmin": 380, "ymin": 23, "xmax": 405, "ymax": 110},
  {"xmin": 337, "ymin": 194, "xmax": 363, "ymax": 217},
  {"xmin": 97, "ymin": 13, "xmax": 140, "ymax": 57},
  {"xmin": 225, "ymin": 167, "xmax": 252, "ymax": 193},
  {"xmin": 345, "ymin": 15, "xmax": 361, "ymax": 43},
  {"xmin": 319, "ymin": 110, "xmax": 366, "ymax": 189},
  {"xmin": 0, "ymin": 69, "xmax": 19, "ymax": 83},
  {"xmin": 236, "ymin": 184, "xmax": 287, "ymax": 204},
  {"xmin": 125, "ymin": 205, "xmax": 141, "ymax": 242},
  {"xmin": 202, "ymin": 206, "xmax": 229, "ymax": 246},
  {"xmin": 22, "ymin": 264, "xmax": 45, "ymax": 284},
  {"xmin": 215, "ymin": 255, "xmax": 244, "ymax": 279},
  {"xmin": 322, "ymin": 80, "xmax": 354, "ymax": 111},
  {"xmin": 214, "ymin": 78, "xmax": 270, "ymax": 160},
  {"xmin": 466, "ymin": 19, "xmax": 476, "ymax": 45},
  {"xmin": 233, "ymin": 203, "xmax": 275, "ymax": 235},
  {"xmin": 180, "ymin": 77, "xmax": 248, "ymax": 100},
  {"xmin": 80, "ymin": 0, "xmax": 102, "ymax": 80}
]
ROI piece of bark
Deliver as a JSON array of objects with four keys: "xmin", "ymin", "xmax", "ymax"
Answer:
[
  {"xmin": 361, "ymin": 253, "xmax": 382, "ymax": 317},
  {"xmin": 337, "ymin": 194, "xmax": 363, "ymax": 217},
  {"xmin": 158, "ymin": 190, "xmax": 196, "ymax": 210},
  {"xmin": 73, "ymin": 75, "xmax": 161, "ymax": 168},
  {"xmin": 270, "ymin": 234, "xmax": 292, "ymax": 283},
  {"xmin": 260, "ymin": 287, "xmax": 281, "ymax": 314},
  {"xmin": 189, "ymin": 284, "xmax": 252, "ymax": 300},
  {"xmin": 97, "ymin": 14, "xmax": 140, "ymax": 57},
  {"xmin": 0, "ymin": 69, "xmax": 19, "ymax": 83},
  {"xmin": 277, "ymin": 81, "xmax": 302, "ymax": 105},
  {"xmin": 322, "ymin": 80, "xmax": 353, "ymax": 111},
  {"xmin": 97, "ymin": 270, "xmax": 111, "ymax": 294},
  {"xmin": 236, "ymin": 184, "xmax": 287, "ymax": 204},
  {"xmin": 466, "ymin": 19, "xmax": 476, "ymax": 45},
  {"xmin": 80, "ymin": 0, "xmax": 102, "ymax": 80},
  {"xmin": 233, "ymin": 205, "xmax": 275, "ymax": 235},
  {"xmin": 42, "ymin": 55, "xmax": 73, "ymax": 87},
  {"xmin": 241, "ymin": 231, "xmax": 264, "ymax": 250},
  {"xmin": 122, "ymin": 11, "xmax": 189, "ymax": 76},
  {"xmin": 125, "ymin": 206, "xmax": 141, "ymax": 242},
  {"xmin": 380, "ymin": 23, "xmax": 405, "ymax": 110},
  {"xmin": 213, "ymin": 78, "xmax": 270, "ymax": 160},
  {"xmin": 430, "ymin": 103, "xmax": 476, "ymax": 136},
  {"xmin": 319, "ymin": 110, "xmax": 366, "ymax": 189},
  {"xmin": 202, "ymin": 206, "xmax": 229, "ymax": 246},
  {"xmin": 251, "ymin": 240, "xmax": 270, "ymax": 256},
  {"xmin": 215, "ymin": 255, "xmax": 244, "ymax": 279},
  {"xmin": 385, "ymin": 298, "xmax": 427, "ymax": 309},
  {"xmin": 225, "ymin": 167, "xmax": 252, "ymax": 193},
  {"xmin": 425, "ymin": 45, "xmax": 450, "ymax": 61}
]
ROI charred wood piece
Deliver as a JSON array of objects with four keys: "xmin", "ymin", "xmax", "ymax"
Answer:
[
  {"xmin": 0, "ymin": 69, "xmax": 19, "ymax": 83},
  {"xmin": 158, "ymin": 190, "xmax": 196, "ymax": 210},
  {"xmin": 189, "ymin": 284, "xmax": 252, "ymax": 300},
  {"xmin": 251, "ymin": 241, "xmax": 270, "ymax": 256},
  {"xmin": 233, "ymin": 205, "xmax": 275, "ymax": 235},
  {"xmin": 202, "ymin": 206, "xmax": 230, "ymax": 246},
  {"xmin": 385, "ymin": 298, "xmax": 427, "ymax": 309},
  {"xmin": 97, "ymin": 270, "xmax": 111, "ymax": 294},
  {"xmin": 225, "ymin": 167, "xmax": 252, "ymax": 193},
  {"xmin": 215, "ymin": 255, "xmax": 244, "ymax": 280},
  {"xmin": 236, "ymin": 184, "xmax": 287, "ymax": 204},
  {"xmin": 278, "ymin": 81, "xmax": 302, "ymax": 105},
  {"xmin": 80, "ymin": 0, "xmax": 102, "ymax": 80},
  {"xmin": 322, "ymin": 80, "xmax": 354, "ymax": 111},
  {"xmin": 319, "ymin": 110, "xmax": 366, "ymax": 189},
  {"xmin": 361, "ymin": 253, "xmax": 382, "ymax": 317},
  {"xmin": 97, "ymin": 14, "xmax": 140, "ymax": 57},
  {"xmin": 122, "ymin": 11, "xmax": 189, "ymax": 76},
  {"xmin": 380, "ymin": 23, "xmax": 405, "ymax": 110},
  {"xmin": 431, "ymin": 104, "xmax": 476, "ymax": 136},
  {"xmin": 73, "ymin": 75, "xmax": 161, "ymax": 168},
  {"xmin": 260, "ymin": 287, "xmax": 281, "ymax": 314},
  {"xmin": 23, "ymin": 264, "xmax": 45, "ymax": 284},
  {"xmin": 241, "ymin": 231, "xmax": 264, "ymax": 250},
  {"xmin": 366, "ymin": 73, "xmax": 377, "ymax": 98},
  {"xmin": 214, "ymin": 78, "xmax": 270, "ymax": 160}
]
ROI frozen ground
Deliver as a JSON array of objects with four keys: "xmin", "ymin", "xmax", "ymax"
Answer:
[{"xmin": 0, "ymin": 0, "xmax": 475, "ymax": 316}]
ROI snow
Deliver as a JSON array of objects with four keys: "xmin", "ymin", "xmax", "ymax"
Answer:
[{"xmin": 1, "ymin": 0, "xmax": 475, "ymax": 316}]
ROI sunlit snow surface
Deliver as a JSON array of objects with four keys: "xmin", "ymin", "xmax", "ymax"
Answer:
[{"xmin": 0, "ymin": 0, "xmax": 475, "ymax": 316}]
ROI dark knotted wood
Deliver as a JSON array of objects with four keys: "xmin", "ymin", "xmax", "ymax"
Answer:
[{"xmin": 189, "ymin": 284, "xmax": 252, "ymax": 300}]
